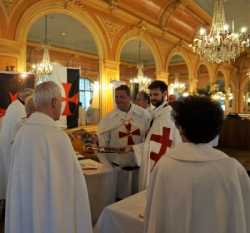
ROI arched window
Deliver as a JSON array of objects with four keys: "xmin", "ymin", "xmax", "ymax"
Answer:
[{"xmin": 79, "ymin": 78, "xmax": 93, "ymax": 109}]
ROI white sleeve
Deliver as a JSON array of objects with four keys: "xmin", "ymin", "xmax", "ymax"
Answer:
[
  {"xmin": 132, "ymin": 142, "xmax": 144, "ymax": 166},
  {"xmin": 98, "ymin": 131, "xmax": 110, "ymax": 147}
]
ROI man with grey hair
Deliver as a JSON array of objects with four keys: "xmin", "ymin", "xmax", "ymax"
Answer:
[
  {"xmin": 0, "ymin": 88, "xmax": 33, "ymax": 199},
  {"xmin": 5, "ymin": 81, "xmax": 93, "ymax": 233}
]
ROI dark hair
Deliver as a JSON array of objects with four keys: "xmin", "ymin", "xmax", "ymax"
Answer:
[
  {"xmin": 115, "ymin": 85, "xmax": 131, "ymax": 97},
  {"xmin": 138, "ymin": 91, "xmax": 150, "ymax": 104},
  {"xmin": 148, "ymin": 80, "xmax": 168, "ymax": 93},
  {"xmin": 172, "ymin": 96, "xmax": 224, "ymax": 144}
]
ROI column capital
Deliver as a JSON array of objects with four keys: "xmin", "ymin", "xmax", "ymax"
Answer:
[
  {"xmin": 103, "ymin": 59, "xmax": 120, "ymax": 70},
  {"xmin": 0, "ymin": 39, "xmax": 25, "ymax": 71},
  {"xmin": 100, "ymin": 59, "xmax": 120, "ymax": 117},
  {"xmin": 156, "ymin": 71, "xmax": 169, "ymax": 83}
]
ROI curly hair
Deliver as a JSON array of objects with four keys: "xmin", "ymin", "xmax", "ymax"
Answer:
[
  {"xmin": 148, "ymin": 80, "xmax": 168, "ymax": 93},
  {"xmin": 172, "ymin": 96, "xmax": 224, "ymax": 143}
]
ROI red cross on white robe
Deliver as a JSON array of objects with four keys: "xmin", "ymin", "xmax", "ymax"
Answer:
[
  {"xmin": 62, "ymin": 83, "xmax": 79, "ymax": 116},
  {"xmin": 0, "ymin": 108, "xmax": 5, "ymax": 117},
  {"xmin": 9, "ymin": 92, "xmax": 18, "ymax": 102},
  {"xmin": 118, "ymin": 123, "xmax": 140, "ymax": 146},
  {"xmin": 150, "ymin": 127, "xmax": 172, "ymax": 166}
]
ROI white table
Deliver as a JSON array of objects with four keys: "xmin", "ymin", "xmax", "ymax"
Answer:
[
  {"xmin": 94, "ymin": 191, "xmax": 146, "ymax": 233},
  {"xmin": 80, "ymin": 155, "xmax": 117, "ymax": 224}
]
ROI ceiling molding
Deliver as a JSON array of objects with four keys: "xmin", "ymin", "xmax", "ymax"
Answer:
[{"xmin": 159, "ymin": 0, "xmax": 181, "ymax": 29}]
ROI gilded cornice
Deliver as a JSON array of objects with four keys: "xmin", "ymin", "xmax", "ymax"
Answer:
[
  {"xmin": 0, "ymin": 38, "xmax": 22, "ymax": 55},
  {"xmin": 2, "ymin": 0, "xmax": 14, "ymax": 14},
  {"xmin": 103, "ymin": 59, "xmax": 120, "ymax": 70},
  {"xmin": 159, "ymin": 0, "xmax": 181, "ymax": 29},
  {"xmin": 180, "ymin": 0, "xmax": 211, "ymax": 24},
  {"xmin": 64, "ymin": 0, "xmax": 86, "ymax": 9},
  {"xmin": 97, "ymin": 15, "xmax": 126, "ymax": 48},
  {"xmin": 5, "ymin": 0, "xmax": 211, "ymax": 45},
  {"xmin": 28, "ymin": 41, "xmax": 99, "ymax": 60},
  {"xmin": 67, "ymin": 0, "xmax": 199, "ymax": 44}
]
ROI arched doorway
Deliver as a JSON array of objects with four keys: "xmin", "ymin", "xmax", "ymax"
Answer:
[
  {"xmin": 119, "ymin": 39, "xmax": 156, "ymax": 100},
  {"xmin": 243, "ymin": 78, "xmax": 250, "ymax": 113},
  {"xmin": 27, "ymin": 13, "xmax": 100, "ymax": 126},
  {"xmin": 212, "ymin": 71, "xmax": 226, "ymax": 111},
  {"xmin": 227, "ymin": 83, "xmax": 234, "ymax": 113},
  {"xmin": 167, "ymin": 54, "xmax": 189, "ymax": 99},
  {"xmin": 197, "ymin": 64, "xmax": 210, "ymax": 96}
]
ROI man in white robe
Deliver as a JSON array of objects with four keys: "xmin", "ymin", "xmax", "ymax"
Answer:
[
  {"xmin": 0, "ymin": 88, "xmax": 33, "ymax": 199},
  {"xmin": 86, "ymin": 99, "xmax": 99, "ymax": 124},
  {"xmin": 78, "ymin": 102, "xmax": 86, "ymax": 126},
  {"xmin": 98, "ymin": 85, "xmax": 151, "ymax": 199},
  {"xmin": 145, "ymin": 96, "xmax": 250, "ymax": 233},
  {"xmin": 133, "ymin": 80, "xmax": 181, "ymax": 190},
  {"xmin": 5, "ymin": 81, "xmax": 92, "ymax": 233}
]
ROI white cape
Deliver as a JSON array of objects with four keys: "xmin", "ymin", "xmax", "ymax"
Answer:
[
  {"xmin": 98, "ymin": 104, "xmax": 150, "ymax": 198},
  {"xmin": 98, "ymin": 104, "xmax": 151, "ymax": 167},
  {"xmin": 134, "ymin": 103, "xmax": 182, "ymax": 190},
  {"xmin": 0, "ymin": 100, "xmax": 26, "ymax": 199},
  {"xmin": 5, "ymin": 112, "xmax": 93, "ymax": 233},
  {"xmin": 145, "ymin": 143, "xmax": 250, "ymax": 233}
]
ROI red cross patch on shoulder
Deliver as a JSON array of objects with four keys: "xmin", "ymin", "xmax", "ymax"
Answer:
[
  {"xmin": 150, "ymin": 127, "xmax": 172, "ymax": 163},
  {"xmin": 118, "ymin": 123, "xmax": 140, "ymax": 145}
]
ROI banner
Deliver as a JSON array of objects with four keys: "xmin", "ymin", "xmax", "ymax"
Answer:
[{"xmin": 0, "ymin": 72, "xmax": 35, "ymax": 116}]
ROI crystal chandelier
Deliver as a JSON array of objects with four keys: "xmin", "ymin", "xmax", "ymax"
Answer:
[
  {"xmin": 32, "ymin": 15, "xmax": 53, "ymax": 76},
  {"xmin": 169, "ymin": 75, "xmax": 186, "ymax": 96},
  {"xmin": 130, "ymin": 41, "xmax": 151, "ymax": 91},
  {"xmin": 191, "ymin": 0, "xmax": 250, "ymax": 63}
]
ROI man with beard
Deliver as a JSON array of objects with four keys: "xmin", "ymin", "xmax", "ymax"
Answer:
[{"xmin": 133, "ymin": 80, "xmax": 181, "ymax": 190}]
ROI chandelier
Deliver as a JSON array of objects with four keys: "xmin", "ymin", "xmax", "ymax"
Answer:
[
  {"xmin": 191, "ymin": 0, "xmax": 250, "ymax": 63},
  {"xmin": 32, "ymin": 15, "xmax": 53, "ymax": 76},
  {"xmin": 130, "ymin": 40, "xmax": 151, "ymax": 91},
  {"xmin": 169, "ymin": 74, "xmax": 186, "ymax": 96}
]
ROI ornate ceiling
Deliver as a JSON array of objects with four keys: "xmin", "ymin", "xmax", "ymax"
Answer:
[
  {"xmin": 11, "ymin": 0, "xmax": 250, "ymax": 66},
  {"xmin": 27, "ymin": 14, "xmax": 156, "ymax": 65}
]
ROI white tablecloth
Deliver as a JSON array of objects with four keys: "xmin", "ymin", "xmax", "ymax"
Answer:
[
  {"xmin": 80, "ymin": 155, "xmax": 117, "ymax": 224},
  {"xmin": 94, "ymin": 191, "xmax": 146, "ymax": 233}
]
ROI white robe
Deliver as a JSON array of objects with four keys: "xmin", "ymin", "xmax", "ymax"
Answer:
[
  {"xmin": 145, "ymin": 142, "xmax": 250, "ymax": 233},
  {"xmin": 78, "ymin": 107, "xmax": 86, "ymax": 126},
  {"xmin": 134, "ymin": 102, "xmax": 182, "ymax": 190},
  {"xmin": 0, "ymin": 100, "xmax": 26, "ymax": 199},
  {"xmin": 98, "ymin": 104, "xmax": 151, "ymax": 167},
  {"xmin": 86, "ymin": 107, "xmax": 99, "ymax": 124},
  {"xmin": 5, "ymin": 112, "xmax": 93, "ymax": 233},
  {"xmin": 98, "ymin": 104, "xmax": 151, "ymax": 198}
]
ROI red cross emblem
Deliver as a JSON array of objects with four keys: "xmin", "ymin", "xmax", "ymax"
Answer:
[
  {"xmin": 62, "ymin": 83, "xmax": 79, "ymax": 116},
  {"xmin": 9, "ymin": 92, "xmax": 18, "ymax": 102},
  {"xmin": 0, "ymin": 108, "xmax": 5, "ymax": 117},
  {"xmin": 119, "ymin": 123, "xmax": 140, "ymax": 145},
  {"xmin": 150, "ymin": 127, "xmax": 172, "ymax": 164}
]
